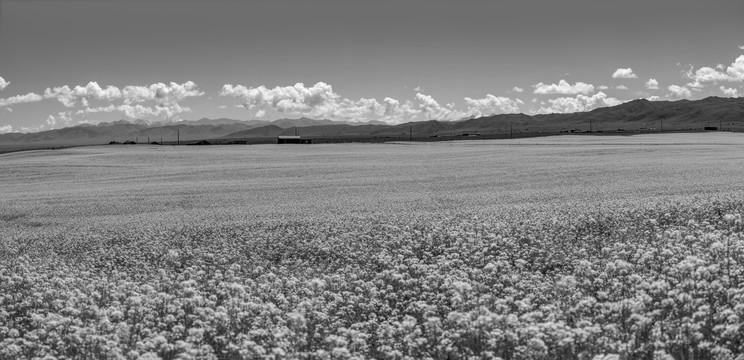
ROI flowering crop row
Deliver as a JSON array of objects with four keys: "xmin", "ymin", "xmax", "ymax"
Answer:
[{"xmin": 3, "ymin": 195, "xmax": 744, "ymax": 359}]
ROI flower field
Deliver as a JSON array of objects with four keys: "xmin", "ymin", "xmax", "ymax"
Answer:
[{"xmin": 3, "ymin": 134, "xmax": 744, "ymax": 359}]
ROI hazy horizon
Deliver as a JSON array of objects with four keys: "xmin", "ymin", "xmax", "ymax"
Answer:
[{"xmin": 1, "ymin": 0, "xmax": 742, "ymax": 134}]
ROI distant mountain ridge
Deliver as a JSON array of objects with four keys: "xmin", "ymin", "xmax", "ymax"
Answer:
[{"xmin": 2, "ymin": 97, "xmax": 743, "ymax": 146}]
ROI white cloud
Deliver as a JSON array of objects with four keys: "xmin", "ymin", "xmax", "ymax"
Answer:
[
  {"xmin": 463, "ymin": 95, "xmax": 523, "ymax": 117},
  {"xmin": 612, "ymin": 68, "xmax": 638, "ymax": 79},
  {"xmin": 532, "ymin": 79, "xmax": 595, "ymax": 95},
  {"xmin": 720, "ymin": 86, "xmax": 739, "ymax": 97},
  {"xmin": 597, "ymin": 85, "xmax": 609, "ymax": 90},
  {"xmin": 646, "ymin": 96, "xmax": 661, "ymax": 101},
  {"xmin": 0, "ymin": 124, "xmax": 13, "ymax": 134},
  {"xmin": 511, "ymin": 86, "xmax": 524, "ymax": 93},
  {"xmin": 616, "ymin": 85, "xmax": 628, "ymax": 90},
  {"xmin": 218, "ymin": 105, "xmax": 228, "ymax": 109},
  {"xmin": 45, "ymin": 111, "xmax": 74, "ymax": 128},
  {"xmin": 0, "ymin": 76, "xmax": 9, "ymax": 91},
  {"xmin": 415, "ymin": 93, "xmax": 456, "ymax": 120},
  {"xmin": 43, "ymin": 81, "xmax": 202, "ymax": 108},
  {"xmin": 221, "ymin": 82, "xmax": 428, "ymax": 123},
  {"xmin": 221, "ymin": 82, "xmax": 340, "ymax": 115},
  {"xmin": 668, "ymin": 85, "xmax": 692, "ymax": 98},
  {"xmin": 5, "ymin": 108, "xmax": 12, "ymax": 112},
  {"xmin": 534, "ymin": 91, "xmax": 623, "ymax": 114},
  {"xmin": 77, "ymin": 103, "xmax": 190, "ymax": 122},
  {"xmin": 1, "ymin": 81, "xmax": 202, "ymax": 112},
  {"xmin": 220, "ymin": 81, "xmax": 528, "ymax": 122},
  {"xmin": 686, "ymin": 55, "xmax": 744, "ymax": 85},
  {"xmin": 739, "ymin": 45, "xmax": 744, "ymax": 50},
  {"xmin": 413, "ymin": 86, "xmax": 422, "ymax": 92},
  {"xmin": 44, "ymin": 82, "xmax": 123, "ymax": 107},
  {"xmin": 0, "ymin": 80, "xmax": 203, "ymax": 128},
  {"xmin": 645, "ymin": 78, "xmax": 659, "ymax": 90},
  {"xmin": 0, "ymin": 92, "xmax": 44, "ymax": 108}
]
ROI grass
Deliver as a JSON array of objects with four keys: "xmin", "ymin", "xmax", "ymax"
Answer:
[{"xmin": 3, "ymin": 133, "xmax": 744, "ymax": 359}]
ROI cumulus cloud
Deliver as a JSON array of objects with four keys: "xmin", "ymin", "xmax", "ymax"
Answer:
[
  {"xmin": 612, "ymin": 68, "xmax": 637, "ymax": 79},
  {"xmin": 686, "ymin": 55, "xmax": 744, "ymax": 86},
  {"xmin": 739, "ymin": 45, "xmax": 744, "ymax": 50},
  {"xmin": 616, "ymin": 85, "xmax": 628, "ymax": 90},
  {"xmin": 597, "ymin": 85, "xmax": 609, "ymax": 90},
  {"xmin": 43, "ymin": 81, "xmax": 202, "ymax": 108},
  {"xmin": 645, "ymin": 78, "xmax": 659, "ymax": 90},
  {"xmin": 0, "ymin": 76, "xmax": 9, "ymax": 91},
  {"xmin": 646, "ymin": 95, "xmax": 661, "ymax": 101},
  {"xmin": 534, "ymin": 91, "xmax": 623, "ymax": 114},
  {"xmin": 76, "ymin": 103, "xmax": 191, "ymax": 121},
  {"xmin": 221, "ymin": 82, "xmax": 339, "ymax": 115},
  {"xmin": 720, "ymin": 86, "xmax": 739, "ymax": 97},
  {"xmin": 413, "ymin": 86, "xmax": 423, "ymax": 92},
  {"xmin": 465, "ymin": 94, "xmax": 524, "ymax": 116},
  {"xmin": 0, "ymin": 80, "xmax": 203, "ymax": 129},
  {"xmin": 44, "ymin": 82, "xmax": 123, "ymax": 107},
  {"xmin": 221, "ymin": 82, "xmax": 425, "ymax": 123},
  {"xmin": 415, "ymin": 93, "xmax": 458, "ymax": 120},
  {"xmin": 463, "ymin": 95, "xmax": 523, "ymax": 117},
  {"xmin": 0, "ymin": 92, "xmax": 44, "ymax": 108},
  {"xmin": 668, "ymin": 85, "xmax": 692, "ymax": 98},
  {"xmin": 0, "ymin": 124, "xmax": 13, "ymax": 134},
  {"xmin": 511, "ymin": 86, "xmax": 524, "ymax": 93},
  {"xmin": 532, "ymin": 80, "xmax": 595, "ymax": 95},
  {"xmin": 220, "ymin": 81, "xmax": 524, "ymax": 122},
  {"xmin": 45, "ymin": 112, "xmax": 74, "ymax": 128}
]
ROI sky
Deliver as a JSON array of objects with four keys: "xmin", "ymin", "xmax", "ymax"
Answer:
[{"xmin": 0, "ymin": 0, "xmax": 742, "ymax": 133}]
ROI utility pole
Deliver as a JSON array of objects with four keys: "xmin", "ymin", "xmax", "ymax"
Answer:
[
  {"xmin": 147, "ymin": 137, "xmax": 150, "ymax": 144},
  {"xmin": 177, "ymin": 129, "xmax": 180, "ymax": 146}
]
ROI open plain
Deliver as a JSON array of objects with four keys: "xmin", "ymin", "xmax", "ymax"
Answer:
[{"xmin": 4, "ymin": 133, "xmax": 744, "ymax": 359}]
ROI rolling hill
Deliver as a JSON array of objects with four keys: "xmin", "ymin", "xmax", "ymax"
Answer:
[{"xmin": 2, "ymin": 97, "xmax": 743, "ymax": 148}]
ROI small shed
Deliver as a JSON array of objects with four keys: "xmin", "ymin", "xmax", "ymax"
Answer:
[{"xmin": 277, "ymin": 136, "xmax": 311, "ymax": 144}]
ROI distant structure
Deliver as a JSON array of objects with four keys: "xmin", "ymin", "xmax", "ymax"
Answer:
[{"xmin": 277, "ymin": 135, "xmax": 311, "ymax": 144}]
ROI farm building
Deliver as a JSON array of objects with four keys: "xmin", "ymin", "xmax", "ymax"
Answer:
[{"xmin": 277, "ymin": 136, "xmax": 311, "ymax": 144}]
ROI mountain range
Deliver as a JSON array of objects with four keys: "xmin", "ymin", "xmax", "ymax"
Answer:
[{"xmin": 1, "ymin": 97, "xmax": 743, "ymax": 147}]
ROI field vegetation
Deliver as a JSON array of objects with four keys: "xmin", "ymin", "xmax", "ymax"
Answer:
[{"xmin": 3, "ymin": 133, "xmax": 744, "ymax": 359}]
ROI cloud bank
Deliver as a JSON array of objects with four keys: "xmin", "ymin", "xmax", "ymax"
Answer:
[
  {"xmin": 532, "ymin": 80, "xmax": 595, "ymax": 95},
  {"xmin": 220, "ymin": 82, "xmax": 523, "ymax": 123},
  {"xmin": 535, "ymin": 92, "xmax": 623, "ymax": 114},
  {"xmin": 0, "ymin": 81, "xmax": 203, "ymax": 129},
  {"xmin": 0, "ymin": 76, "xmax": 9, "ymax": 91}
]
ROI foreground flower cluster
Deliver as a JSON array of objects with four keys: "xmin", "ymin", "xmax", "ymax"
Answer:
[{"xmin": 3, "ymin": 196, "xmax": 744, "ymax": 359}]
